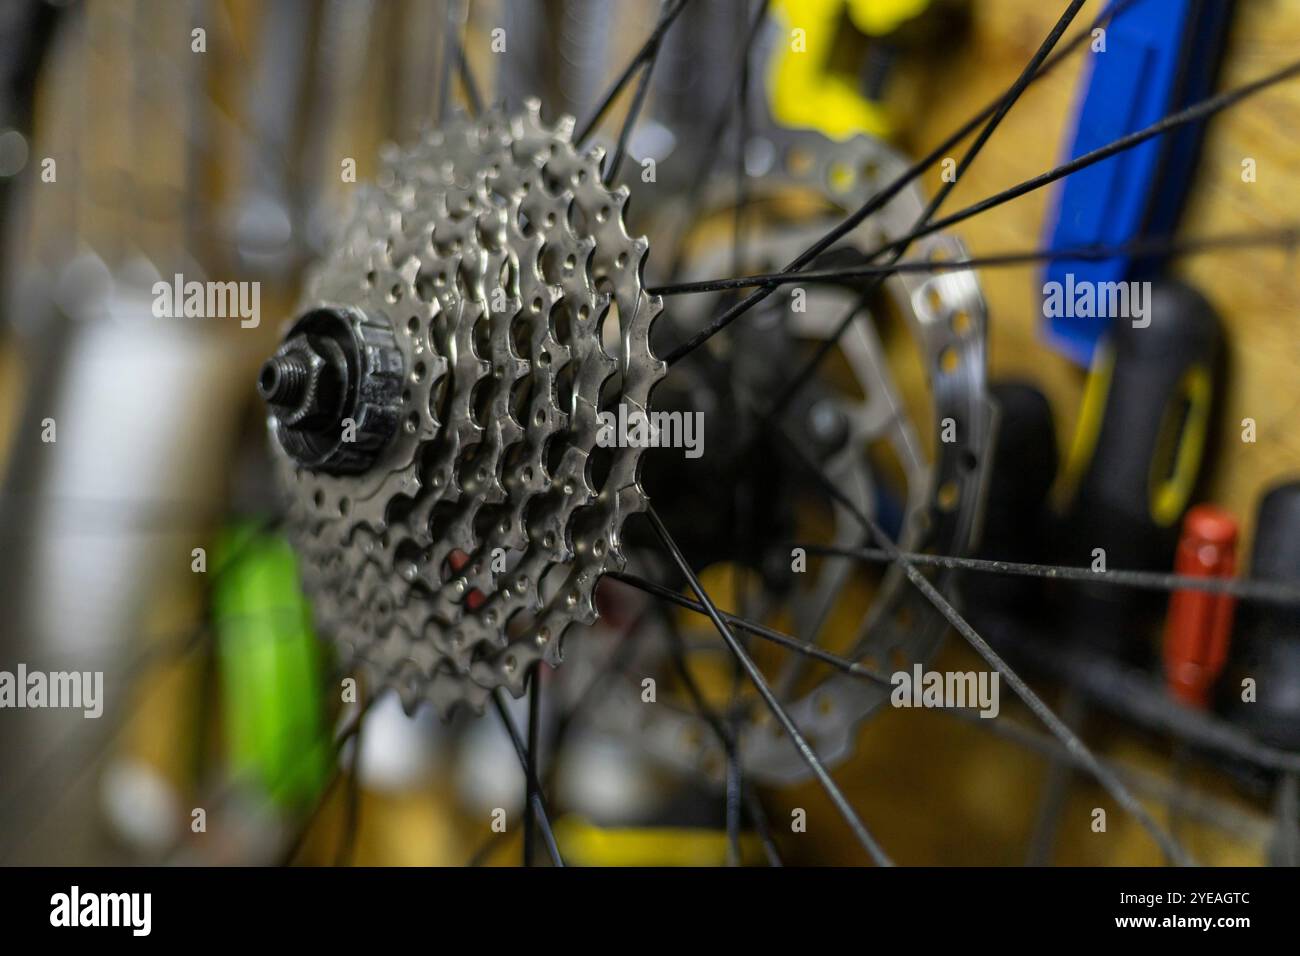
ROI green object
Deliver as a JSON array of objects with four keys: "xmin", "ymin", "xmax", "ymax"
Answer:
[{"xmin": 212, "ymin": 522, "xmax": 330, "ymax": 808}]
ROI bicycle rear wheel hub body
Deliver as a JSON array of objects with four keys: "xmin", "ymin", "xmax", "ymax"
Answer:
[{"xmin": 594, "ymin": 124, "xmax": 996, "ymax": 783}]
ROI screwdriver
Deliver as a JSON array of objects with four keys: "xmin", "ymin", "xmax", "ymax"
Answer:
[
  {"xmin": 973, "ymin": 381, "xmax": 1057, "ymax": 616},
  {"xmin": 1057, "ymin": 278, "xmax": 1222, "ymax": 662},
  {"xmin": 1224, "ymin": 481, "xmax": 1300, "ymax": 749},
  {"xmin": 1041, "ymin": 0, "xmax": 1236, "ymax": 365}
]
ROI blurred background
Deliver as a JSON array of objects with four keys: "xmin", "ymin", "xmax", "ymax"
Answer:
[{"xmin": 1, "ymin": 0, "xmax": 1299, "ymax": 866}]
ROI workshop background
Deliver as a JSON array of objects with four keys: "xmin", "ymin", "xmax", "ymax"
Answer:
[{"xmin": 1, "ymin": 0, "xmax": 1299, "ymax": 867}]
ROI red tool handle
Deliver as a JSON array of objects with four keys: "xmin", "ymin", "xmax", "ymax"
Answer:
[{"xmin": 1163, "ymin": 504, "xmax": 1238, "ymax": 708}]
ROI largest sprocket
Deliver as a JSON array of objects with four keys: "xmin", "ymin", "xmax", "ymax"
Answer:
[{"xmin": 265, "ymin": 101, "xmax": 665, "ymax": 717}]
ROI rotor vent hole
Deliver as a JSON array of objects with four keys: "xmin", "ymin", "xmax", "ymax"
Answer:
[
  {"xmin": 940, "ymin": 347, "xmax": 960, "ymax": 375},
  {"xmin": 937, "ymin": 479, "xmax": 960, "ymax": 512},
  {"xmin": 829, "ymin": 162, "xmax": 855, "ymax": 193},
  {"xmin": 925, "ymin": 285, "xmax": 944, "ymax": 318},
  {"xmin": 787, "ymin": 147, "xmax": 815, "ymax": 176}
]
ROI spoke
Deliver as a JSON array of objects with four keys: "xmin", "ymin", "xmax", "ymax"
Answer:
[
  {"xmin": 158, "ymin": 652, "xmax": 361, "ymax": 865},
  {"xmin": 0, "ymin": 623, "xmax": 212, "ymax": 862},
  {"xmin": 769, "ymin": 421, "xmax": 1193, "ymax": 865},
  {"xmin": 574, "ymin": 0, "xmax": 692, "ymax": 145},
  {"xmin": 664, "ymin": 0, "xmax": 773, "ymax": 282},
  {"xmin": 279, "ymin": 694, "xmax": 378, "ymax": 866},
  {"xmin": 602, "ymin": 1, "xmax": 669, "ymax": 186},
  {"xmin": 0, "ymin": 516, "xmax": 287, "ymax": 860},
  {"xmin": 864, "ymin": 56, "xmax": 1300, "ymax": 261},
  {"xmin": 660, "ymin": 538, "xmax": 754, "ymax": 868},
  {"xmin": 1274, "ymin": 774, "xmax": 1300, "ymax": 866},
  {"xmin": 644, "ymin": 506, "xmax": 893, "ymax": 865},
  {"xmin": 996, "ymin": 618, "xmax": 1300, "ymax": 775},
  {"xmin": 660, "ymin": 620, "xmax": 784, "ymax": 867},
  {"xmin": 608, "ymin": 571, "xmax": 891, "ymax": 686},
  {"xmin": 536, "ymin": 608, "xmax": 777, "ymax": 864},
  {"xmin": 1024, "ymin": 689, "xmax": 1086, "ymax": 866},
  {"xmin": 725, "ymin": 736, "xmax": 744, "ymax": 866},
  {"xmin": 617, "ymin": 561, "xmax": 1300, "ymax": 777},
  {"xmin": 797, "ymin": 543, "xmax": 1300, "ymax": 608},
  {"xmin": 731, "ymin": 0, "xmax": 764, "ymax": 276},
  {"xmin": 0, "ymin": 494, "xmax": 283, "ymax": 535},
  {"xmin": 722, "ymin": 0, "xmax": 766, "ymax": 868},
  {"xmin": 649, "ymin": 227, "xmax": 1300, "ymax": 297},
  {"xmin": 545, "ymin": 615, "xmax": 647, "ymax": 781},
  {"xmin": 756, "ymin": 0, "xmax": 1089, "ymax": 421},
  {"xmin": 950, "ymin": 709, "xmax": 1249, "ymax": 849},
  {"xmin": 532, "ymin": 607, "xmax": 782, "ymax": 865},
  {"xmin": 616, "ymin": 573, "xmax": 1261, "ymax": 850},
  {"xmin": 523, "ymin": 664, "xmax": 541, "ymax": 866},
  {"xmin": 436, "ymin": 0, "xmax": 467, "ymax": 123},
  {"xmin": 457, "ymin": 29, "xmax": 483, "ymax": 116},
  {"xmin": 613, "ymin": 570, "xmax": 1273, "ymax": 852},
  {"xmin": 660, "ymin": 0, "xmax": 1091, "ymax": 367},
  {"xmin": 743, "ymin": 776, "xmax": 782, "ymax": 866},
  {"xmin": 928, "ymin": 0, "xmax": 1088, "ymax": 222},
  {"xmin": 95, "ymin": 1, "xmax": 300, "ymax": 197},
  {"xmin": 465, "ymin": 827, "xmax": 505, "ymax": 866},
  {"xmin": 332, "ymin": 686, "xmax": 367, "ymax": 867},
  {"xmin": 664, "ymin": 0, "xmax": 1141, "ymax": 288},
  {"xmin": 491, "ymin": 691, "xmax": 565, "ymax": 867},
  {"xmin": 767, "ymin": 294, "xmax": 868, "ymax": 418},
  {"xmin": 160, "ymin": 682, "xmax": 352, "ymax": 864}
]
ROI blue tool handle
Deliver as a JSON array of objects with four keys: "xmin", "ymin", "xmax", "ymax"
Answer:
[{"xmin": 1042, "ymin": 0, "xmax": 1234, "ymax": 366}]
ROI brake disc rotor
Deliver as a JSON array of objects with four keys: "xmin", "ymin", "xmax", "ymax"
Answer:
[
  {"xmin": 594, "ymin": 125, "xmax": 995, "ymax": 784},
  {"xmin": 262, "ymin": 101, "xmax": 665, "ymax": 716}
]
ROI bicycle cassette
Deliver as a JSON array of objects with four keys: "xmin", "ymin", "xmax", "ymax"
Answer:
[{"xmin": 260, "ymin": 102, "xmax": 665, "ymax": 716}]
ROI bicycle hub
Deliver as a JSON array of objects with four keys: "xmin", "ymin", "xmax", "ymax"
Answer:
[{"xmin": 259, "ymin": 306, "xmax": 404, "ymax": 475}]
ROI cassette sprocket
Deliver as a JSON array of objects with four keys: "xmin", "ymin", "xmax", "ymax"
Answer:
[{"xmin": 263, "ymin": 101, "xmax": 665, "ymax": 716}]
